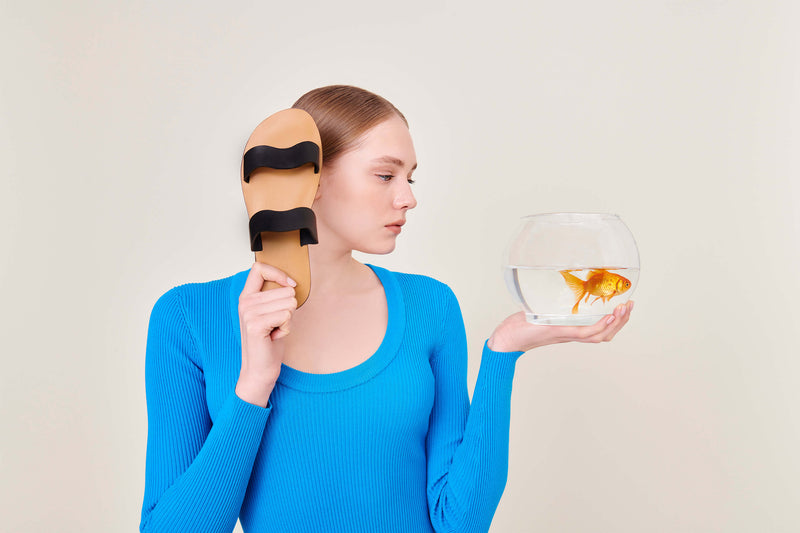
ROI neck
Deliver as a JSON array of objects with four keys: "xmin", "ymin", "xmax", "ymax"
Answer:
[{"xmin": 305, "ymin": 241, "xmax": 374, "ymax": 298}]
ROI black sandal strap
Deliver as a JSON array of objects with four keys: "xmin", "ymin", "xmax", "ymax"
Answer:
[
  {"xmin": 243, "ymin": 142, "xmax": 320, "ymax": 183},
  {"xmin": 249, "ymin": 207, "xmax": 319, "ymax": 251}
]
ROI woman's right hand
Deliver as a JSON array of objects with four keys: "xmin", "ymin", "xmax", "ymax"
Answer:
[{"xmin": 235, "ymin": 262, "xmax": 298, "ymax": 407}]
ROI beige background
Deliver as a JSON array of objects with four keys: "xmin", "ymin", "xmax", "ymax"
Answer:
[{"xmin": 2, "ymin": 1, "xmax": 798, "ymax": 532}]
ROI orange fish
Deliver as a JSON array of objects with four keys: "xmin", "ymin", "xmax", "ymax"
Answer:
[{"xmin": 559, "ymin": 269, "xmax": 632, "ymax": 314}]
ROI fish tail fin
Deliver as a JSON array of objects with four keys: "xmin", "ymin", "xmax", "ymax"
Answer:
[
  {"xmin": 560, "ymin": 270, "xmax": 586, "ymax": 298},
  {"xmin": 560, "ymin": 270, "xmax": 586, "ymax": 315}
]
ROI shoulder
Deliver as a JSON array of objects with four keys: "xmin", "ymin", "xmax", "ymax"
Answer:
[
  {"xmin": 369, "ymin": 265, "xmax": 467, "ymax": 356},
  {"xmin": 369, "ymin": 265, "xmax": 453, "ymax": 292},
  {"xmin": 147, "ymin": 270, "xmax": 245, "ymax": 363},
  {"xmin": 149, "ymin": 269, "xmax": 245, "ymax": 320},
  {"xmin": 370, "ymin": 264, "xmax": 456, "ymax": 300}
]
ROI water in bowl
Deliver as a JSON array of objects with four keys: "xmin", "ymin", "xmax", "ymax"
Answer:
[{"xmin": 505, "ymin": 265, "xmax": 640, "ymax": 325}]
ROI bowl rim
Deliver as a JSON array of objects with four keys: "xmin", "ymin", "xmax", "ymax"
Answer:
[{"xmin": 519, "ymin": 212, "xmax": 621, "ymax": 220}]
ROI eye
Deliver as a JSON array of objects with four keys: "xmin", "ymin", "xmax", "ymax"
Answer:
[
  {"xmin": 407, "ymin": 178, "xmax": 416, "ymax": 184},
  {"xmin": 377, "ymin": 174, "xmax": 393, "ymax": 182}
]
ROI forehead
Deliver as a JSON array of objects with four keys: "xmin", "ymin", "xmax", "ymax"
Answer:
[{"xmin": 350, "ymin": 116, "xmax": 417, "ymax": 166}]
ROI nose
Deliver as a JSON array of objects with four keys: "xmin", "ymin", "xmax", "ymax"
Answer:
[{"xmin": 392, "ymin": 180, "xmax": 417, "ymax": 210}]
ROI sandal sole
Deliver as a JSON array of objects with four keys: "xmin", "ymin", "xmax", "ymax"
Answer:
[{"xmin": 240, "ymin": 108, "xmax": 321, "ymax": 306}]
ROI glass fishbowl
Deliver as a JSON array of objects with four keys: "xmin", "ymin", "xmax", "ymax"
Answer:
[{"xmin": 503, "ymin": 213, "xmax": 640, "ymax": 325}]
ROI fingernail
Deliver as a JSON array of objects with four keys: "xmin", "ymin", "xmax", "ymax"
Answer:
[
  {"xmin": 629, "ymin": 301, "xmax": 635, "ymax": 311},
  {"xmin": 606, "ymin": 315, "xmax": 616, "ymax": 325},
  {"xmin": 287, "ymin": 277, "xmax": 297, "ymax": 287},
  {"xmin": 620, "ymin": 305, "xmax": 627, "ymax": 317}
]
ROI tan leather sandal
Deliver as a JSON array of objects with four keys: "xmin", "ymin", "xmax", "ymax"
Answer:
[{"xmin": 240, "ymin": 108, "xmax": 322, "ymax": 307}]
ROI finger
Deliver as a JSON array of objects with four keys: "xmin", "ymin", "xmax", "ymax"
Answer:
[
  {"xmin": 239, "ymin": 286, "xmax": 296, "ymax": 309},
  {"xmin": 602, "ymin": 302, "xmax": 633, "ymax": 341},
  {"xmin": 240, "ymin": 294, "xmax": 297, "ymax": 327},
  {"xmin": 271, "ymin": 326, "xmax": 290, "ymax": 341},
  {"xmin": 576, "ymin": 306, "xmax": 621, "ymax": 343},
  {"xmin": 242, "ymin": 262, "xmax": 297, "ymax": 295},
  {"xmin": 239, "ymin": 289, "xmax": 296, "ymax": 321},
  {"xmin": 548, "ymin": 317, "xmax": 612, "ymax": 344},
  {"xmin": 271, "ymin": 308, "xmax": 293, "ymax": 340},
  {"xmin": 548, "ymin": 301, "xmax": 632, "ymax": 344},
  {"xmin": 242, "ymin": 296, "xmax": 298, "ymax": 320},
  {"xmin": 243, "ymin": 309, "xmax": 293, "ymax": 338},
  {"xmin": 614, "ymin": 301, "xmax": 633, "ymax": 328},
  {"xmin": 572, "ymin": 316, "xmax": 614, "ymax": 340}
]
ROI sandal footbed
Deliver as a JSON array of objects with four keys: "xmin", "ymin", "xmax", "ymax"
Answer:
[{"xmin": 240, "ymin": 109, "xmax": 321, "ymax": 306}]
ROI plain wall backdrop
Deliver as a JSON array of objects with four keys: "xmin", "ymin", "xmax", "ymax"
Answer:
[{"xmin": 2, "ymin": 1, "xmax": 798, "ymax": 531}]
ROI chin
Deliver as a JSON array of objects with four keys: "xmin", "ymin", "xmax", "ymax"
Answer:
[
  {"xmin": 356, "ymin": 240, "xmax": 397, "ymax": 255},
  {"xmin": 359, "ymin": 246, "xmax": 396, "ymax": 256}
]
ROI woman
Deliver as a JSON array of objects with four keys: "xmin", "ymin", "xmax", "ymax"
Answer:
[{"xmin": 140, "ymin": 85, "xmax": 633, "ymax": 533}]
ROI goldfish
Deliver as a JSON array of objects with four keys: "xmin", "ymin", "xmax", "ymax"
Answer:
[{"xmin": 559, "ymin": 269, "xmax": 632, "ymax": 314}]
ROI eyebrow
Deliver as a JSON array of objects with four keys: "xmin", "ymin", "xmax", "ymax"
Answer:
[{"xmin": 371, "ymin": 156, "xmax": 418, "ymax": 171}]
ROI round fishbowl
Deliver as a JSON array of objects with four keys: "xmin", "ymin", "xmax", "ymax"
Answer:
[{"xmin": 503, "ymin": 213, "xmax": 640, "ymax": 325}]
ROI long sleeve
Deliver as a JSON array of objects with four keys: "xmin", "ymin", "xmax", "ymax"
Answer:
[
  {"xmin": 140, "ymin": 287, "xmax": 271, "ymax": 533},
  {"xmin": 426, "ymin": 287, "xmax": 524, "ymax": 533}
]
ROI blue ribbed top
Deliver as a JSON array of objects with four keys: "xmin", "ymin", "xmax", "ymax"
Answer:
[{"xmin": 141, "ymin": 264, "xmax": 524, "ymax": 533}]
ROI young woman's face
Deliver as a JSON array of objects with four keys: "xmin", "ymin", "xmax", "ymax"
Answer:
[{"xmin": 313, "ymin": 114, "xmax": 418, "ymax": 254}]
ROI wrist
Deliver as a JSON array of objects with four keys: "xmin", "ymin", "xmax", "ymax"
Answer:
[
  {"xmin": 235, "ymin": 377, "xmax": 275, "ymax": 408},
  {"xmin": 487, "ymin": 335, "xmax": 501, "ymax": 351},
  {"xmin": 487, "ymin": 334, "xmax": 519, "ymax": 353}
]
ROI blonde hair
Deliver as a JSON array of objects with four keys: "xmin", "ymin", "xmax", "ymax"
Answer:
[{"xmin": 292, "ymin": 85, "xmax": 407, "ymax": 167}]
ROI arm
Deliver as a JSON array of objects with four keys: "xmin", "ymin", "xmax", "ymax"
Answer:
[
  {"xmin": 426, "ymin": 287, "xmax": 524, "ymax": 533},
  {"xmin": 140, "ymin": 287, "xmax": 271, "ymax": 533}
]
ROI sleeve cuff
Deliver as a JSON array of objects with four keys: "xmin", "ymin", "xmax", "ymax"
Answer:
[
  {"xmin": 482, "ymin": 338, "xmax": 524, "ymax": 358},
  {"xmin": 479, "ymin": 339, "xmax": 524, "ymax": 382},
  {"xmin": 223, "ymin": 390, "xmax": 272, "ymax": 435}
]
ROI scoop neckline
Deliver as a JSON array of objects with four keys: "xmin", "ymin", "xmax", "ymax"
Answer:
[{"xmin": 228, "ymin": 263, "xmax": 405, "ymax": 393}]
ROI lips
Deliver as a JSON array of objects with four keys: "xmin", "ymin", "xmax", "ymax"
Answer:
[{"xmin": 386, "ymin": 221, "xmax": 404, "ymax": 235}]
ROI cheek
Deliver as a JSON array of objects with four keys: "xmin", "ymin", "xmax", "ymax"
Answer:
[
  {"xmin": 316, "ymin": 176, "xmax": 350, "ymax": 211},
  {"xmin": 316, "ymin": 182, "xmax": 374, "ymax": 228}
]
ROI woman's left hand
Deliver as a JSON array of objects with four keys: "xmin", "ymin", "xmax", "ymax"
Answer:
[{"xmin": 487, "ymin": 300, "xmax": 634, "ymax": 353}]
